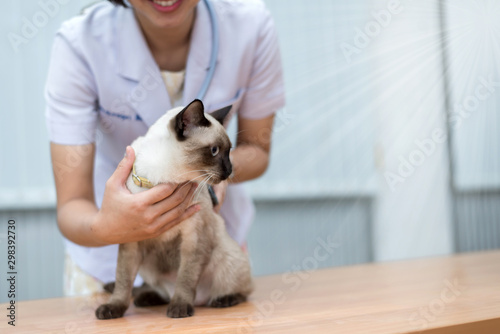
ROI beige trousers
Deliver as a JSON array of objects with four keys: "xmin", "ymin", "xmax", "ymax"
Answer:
[{"xmin": 64, "ymin": 253, "xmax": 104, "ymax": 296}]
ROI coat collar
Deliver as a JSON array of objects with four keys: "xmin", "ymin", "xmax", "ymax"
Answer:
[{"xmin": 113, "ymin": 3, "xmax": 213, "ymax": 127}]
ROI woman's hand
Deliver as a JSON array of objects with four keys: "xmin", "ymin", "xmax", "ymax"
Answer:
[
  {"xmin": 91, "ymin": 146, "xmax": 201, "ymax": 245},
  {"xmin": 212, "ymin": 180, "xmax": 228, "ymax": 213}
]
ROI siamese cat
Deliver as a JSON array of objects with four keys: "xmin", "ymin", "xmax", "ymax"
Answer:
[{"xmin": 95, "ymin": 99, "xmax": 253, "ymax": 320}]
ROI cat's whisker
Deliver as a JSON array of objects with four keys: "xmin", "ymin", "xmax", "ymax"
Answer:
[
  {"xmin": 191, "ymin": 174, "xmax": 212, "ymax": 203},
  {"xmin": 173, "ymin": 169, "xmax": 210, "ymax": 179},
  {"xmin": 166, "ymin": 170, "xmax": 213, "ymax": 191},
  {"xmin": 177, "ymin": 173, "xmax": 212, "ymax": 192},
  {"xmin": 194, "ymin": 173, "xmax": 217, "ymax": 203},
  {"xmin": 192, "ymin": 174, "xmax": 210, "ymax": 194}
]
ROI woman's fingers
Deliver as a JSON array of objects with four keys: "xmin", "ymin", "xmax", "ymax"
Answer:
[
  {"xmin": 152, "ymin": 183, "xmax": 198, "ymax": 215},
  {"xmin": 137, "ymin": 182, "xmax": 179, "ymax": 204},
  {"xmin": 148, "ymin": 184, "xmax": 200, "ymax": 235},
  {"xmin": 133, "ymin": 183, "xmax": 199, "ymax": 237},
  {"xmin": 155, "ymin": 203, "xmax": 201, "ymax": 235}
]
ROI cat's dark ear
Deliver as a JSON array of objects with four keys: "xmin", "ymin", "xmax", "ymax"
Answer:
[
  {"xmin": 174, "ymin": 99, "xmax": 211, "ymax": 140},
  {"xmin": 209, "ymin": 105, "xmax": 232, "ymax": 125}
]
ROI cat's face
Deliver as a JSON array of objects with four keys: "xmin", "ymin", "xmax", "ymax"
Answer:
[{"xmin": 170, "ymin": 100, "xmax": 232, "ymax": 184}]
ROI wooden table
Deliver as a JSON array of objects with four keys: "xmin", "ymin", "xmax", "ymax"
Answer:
[{"xmin": 1, "ymin": 251, "xmax": 499, "ymax": 333}]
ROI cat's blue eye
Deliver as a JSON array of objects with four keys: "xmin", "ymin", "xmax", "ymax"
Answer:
[{"xmin": 211, "ymin": 146, "xmax": 219, "ymax": 156}]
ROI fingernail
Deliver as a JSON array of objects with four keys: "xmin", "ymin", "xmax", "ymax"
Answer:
[{"xmin": 124, "ymin": 146, "xmax": 130, "ymax": 158}]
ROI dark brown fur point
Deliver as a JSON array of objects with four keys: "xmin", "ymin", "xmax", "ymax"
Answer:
[
  {"xmin": 95, "ymin": 302, "xmax": 127, "ymax": 319},
  {"xmin": 174, "ymin": 100, "xmax": 211, "ymax": 141},
  {"xmin": 167, "ymin": 303, "xmax": 194, "ymax": 318},
  {"xmin": 210, "ymin": 105, "xmax": 232, "ymax": 125},
  {"xmin": 183, "ymin": 135, "xmax": 232, "ymax": 183}
]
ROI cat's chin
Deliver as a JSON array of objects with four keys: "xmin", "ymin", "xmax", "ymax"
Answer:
[
  {"xmin": 198, "ymin": 177, "xmax": 221, "ymax": 185},
  {"xmin": 209, "ymin": 173, "xmax": 233, "ymax": 185},
  {"xmin": 208, "ymin": 174, "xmax": 231, "ymax": 185},
  {"xmin": 209, "ymin": 178, "xmax": 223, "ymax": 185}
]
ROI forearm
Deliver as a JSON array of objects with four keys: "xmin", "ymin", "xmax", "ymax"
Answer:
[
  {"xmin": 57, "ymin": 199, "xmax": 107, "ymax": 247},
  {"xmin": 229, "ymin": 144, "xmax": 269, "ymax": 183}
]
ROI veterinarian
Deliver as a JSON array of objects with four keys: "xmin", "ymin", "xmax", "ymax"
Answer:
[{"xmin": 45, "ymin": 0, "xmax": 285, "ymax": 295}]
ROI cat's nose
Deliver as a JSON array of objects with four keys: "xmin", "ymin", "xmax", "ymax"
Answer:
[
  {"xmin": 225, "ymin": 166, "xmax": 232, "ymax": 179},
  {"xmin": 221, "ymin": 161, "xmax": 232, "ymax": 180},
  {"xmin": 221, "ymin": 168, "xmax": 231, "ymax": 180}
]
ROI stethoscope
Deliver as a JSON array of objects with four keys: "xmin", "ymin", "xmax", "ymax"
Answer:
[{"xmin": 197, "ymin": 0, "xmax": 219, "ymax": 100}]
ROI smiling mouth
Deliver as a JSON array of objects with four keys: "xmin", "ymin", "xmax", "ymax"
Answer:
[{"xmin": 149, "ymin": 0, "xmax": 180, "ymax": 7}]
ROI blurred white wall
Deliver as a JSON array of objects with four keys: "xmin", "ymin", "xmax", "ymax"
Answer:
[
  {"xmin": 444, "ymin": 0, "xmax": 500, "ymax": 251},
  {"xmin": 446, "ymin": 0, "xmax": 500, "ymax": 190},
  {"xmin": 370, "ymin": 0, "xmax": 454, "ymax": 260}
]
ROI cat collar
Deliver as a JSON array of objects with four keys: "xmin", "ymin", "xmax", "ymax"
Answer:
[{"xmin": 132, "ymin": 164, "xmax": 154, "ymax": 189}]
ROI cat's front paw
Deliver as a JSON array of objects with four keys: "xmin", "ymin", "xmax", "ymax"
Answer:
[
  {"xmin": 167, "ymin": 302, "xmax": 194, "ymax": 318},
  {"xmin": 95, "ymin": 303, "xmax": 127, "ymax": 320}
]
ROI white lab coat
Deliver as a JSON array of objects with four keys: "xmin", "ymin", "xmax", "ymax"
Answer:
[{"xmin": 45, "ymin": 0, "xmax": 285, "ymax": 285}]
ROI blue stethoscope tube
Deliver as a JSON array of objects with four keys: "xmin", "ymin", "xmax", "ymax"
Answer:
[{"xmin": 196, "ymin": 0, "xmax": 219, "ymax": 101}]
